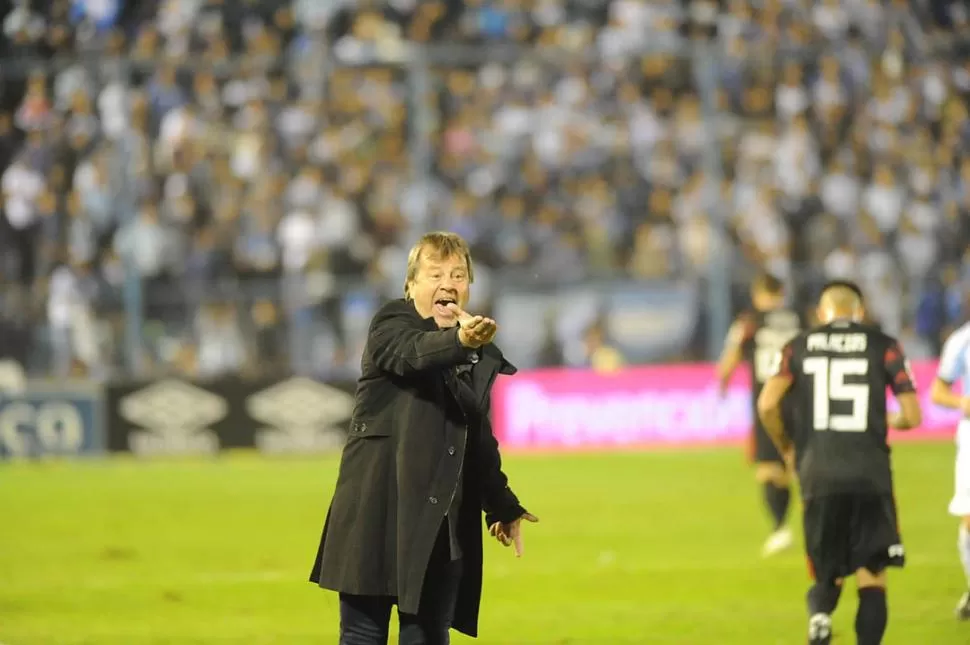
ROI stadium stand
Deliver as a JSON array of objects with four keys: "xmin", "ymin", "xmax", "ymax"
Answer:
[{"xmin": 0, "ymin": 0, "xmax": 968, "ymax": 378}]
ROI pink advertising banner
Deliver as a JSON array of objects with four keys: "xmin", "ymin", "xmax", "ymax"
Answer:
[{"xmin": 491, "ymin": 360, "xmax": 958, "ymax": 451}]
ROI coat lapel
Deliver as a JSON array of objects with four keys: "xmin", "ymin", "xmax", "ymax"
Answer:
[{"xmin": 473, "ymin": 345, "xmax": 517, "ymax": 409}]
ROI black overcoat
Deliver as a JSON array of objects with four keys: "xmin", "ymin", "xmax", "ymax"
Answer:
[{"xmin": 309, "ymin": 299, "xmax": 526, "ymax": 637}]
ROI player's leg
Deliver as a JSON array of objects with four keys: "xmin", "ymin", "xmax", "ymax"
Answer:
[
  {"xmin": 950, "ymin": 435, "xmax": 970, "ymax": 618},
  {"xmin": 807, "ymin": 577, "xmax": 842, "ymax": 645},
  {"xmin": 753, "ymin": 403, "xmax": 793, "ymax": 549},
  {"xmin": 956, "ymin": 515, "xmax": 970, "ymax": 619},
  {"xmin": 765, "ymin": 396, "xmax": 797, "ymax": 538},
  {"xmin": 854, "ymin": 568, "xmax": 889, "ymax": 645},
  {"xmin": 755, "ymin": 451, "xmax": 793, "ymax": 556},
  {"xmin": 803, "ymin": 496, "xmax": 847, "ymax": 645},
  {"xmin": 757, "ymin": 461, "xmax": 792, "ymax": 530},
  {"xmin": 808, "ymin": 578, "xmax": 843, "ymax": 615},
  {"xmin": 850, "ymin": 494, "xmax": 906, "ymax": 645}
]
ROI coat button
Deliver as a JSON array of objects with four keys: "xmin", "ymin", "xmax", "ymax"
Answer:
[
  {"xmin": 360, "ymin": 423, "xmax": 366, "ymax": 432},
  {"xmin": 429, "ymin": 496, "xmax": 438, "ymax": 505},
  {"xmin": 447, "ymin": 446, "xmax": 456, "ymax": 456}
]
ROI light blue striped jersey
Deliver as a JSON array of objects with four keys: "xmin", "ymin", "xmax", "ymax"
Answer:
[{"xmin": 937, "ymin": 322, "xmax": 970, "ymax": 395}]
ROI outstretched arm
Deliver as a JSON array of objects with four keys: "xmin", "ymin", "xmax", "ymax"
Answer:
[
  {"xmin": 369, "ymin": 302, "xmax": 498, "ymax": 377},
  {"xmin": 368, "ymin": 303, "xmax": 468, "ymax": 377}
]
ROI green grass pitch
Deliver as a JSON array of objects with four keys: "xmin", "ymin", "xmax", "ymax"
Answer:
[{"xmin": 0, "ymin": 441, "xmax": 966, "ymax": 644}]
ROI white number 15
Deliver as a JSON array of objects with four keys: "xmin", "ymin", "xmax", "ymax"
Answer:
[{"xmin": 803, "ymin": 357, "xmax": 870, "ymax": 432}]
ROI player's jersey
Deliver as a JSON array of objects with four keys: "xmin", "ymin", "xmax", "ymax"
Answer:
[
  {"xmin": 937, "ymin": 322, "xmax": 970, "ymax": 396},
  {"xmin": 776, "ymin": 320, "xmax": 916, "ymax": 498},
  {"xmin": 738, "ymin": 307, "xmax": 802, "ymax": 419}
]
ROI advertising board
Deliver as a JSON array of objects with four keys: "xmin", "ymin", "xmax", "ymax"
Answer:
[
  {"xmin": 0, "ymin": 381, "xmax": 104, "ymax": 459},
  {"xmin": 491, "ymin": 360, "xmax": 956, "ymax": 450},
  {"xmin": 104, "ymin": 376, "xmax": 355, "ymax": 456}
]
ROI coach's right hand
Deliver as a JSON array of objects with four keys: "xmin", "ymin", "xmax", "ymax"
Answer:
[{"xmin": 449, "ymin": 303, "xmax": 498, "ymax": 348}]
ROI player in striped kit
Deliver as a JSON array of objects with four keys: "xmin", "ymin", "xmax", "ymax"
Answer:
[{"xmin": 930, "ymin": 322, "xmax": 970, "ymax": 619}]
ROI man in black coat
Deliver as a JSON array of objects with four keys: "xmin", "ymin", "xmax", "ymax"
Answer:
[{"xmin": 310, "ymin": 231, "xmax": 538, "ymax": 645}]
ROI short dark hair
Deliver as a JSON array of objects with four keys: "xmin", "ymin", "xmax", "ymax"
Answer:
[
  {"xmin": 819, "ymin": 279, "xmax": 865, "ymax": 303},
  {"xmin": 752, "ymin": 273, "xmax": 785, "ymax": 295}
]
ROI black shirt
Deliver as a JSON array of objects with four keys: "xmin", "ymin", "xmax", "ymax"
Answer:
[
  {"xmin": 777, "ymin": 320, "xmax": 916, "ymax": 499},
  {"xmin": 739, "ymin": 307, "xmax": 802, "ymax": 428}
]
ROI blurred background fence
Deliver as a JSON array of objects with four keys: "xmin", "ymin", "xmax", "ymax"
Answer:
[{"xmin": 1, "ymin": 0, "xmax": 969, "ymax": 458}]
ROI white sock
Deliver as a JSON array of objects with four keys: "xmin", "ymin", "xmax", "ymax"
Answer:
[{"xmin": 959, "ymin": 524, "xmax": 970, "ymax": 587}]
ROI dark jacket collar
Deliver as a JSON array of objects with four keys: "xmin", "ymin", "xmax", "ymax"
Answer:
[{"xmin": 397, "ymin": 298, "xmax": 517, "ymax": 375}]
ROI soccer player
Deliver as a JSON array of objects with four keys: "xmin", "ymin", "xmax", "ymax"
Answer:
[
  {"xmin": 756, "ymin": 280, "xmax": 922, "ymax": 645},
  {"xmin": 929, "ymin": 322, "xmax": 970, "ymax": 619},
  {"xmin": 716, "ymin": 273, "xmax": 802, "ymax": 556}
]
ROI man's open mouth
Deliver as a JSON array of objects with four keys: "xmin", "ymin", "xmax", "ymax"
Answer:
[{"xmin": 434, "ymin": 297, "xmax": 456, "ymax": 314}]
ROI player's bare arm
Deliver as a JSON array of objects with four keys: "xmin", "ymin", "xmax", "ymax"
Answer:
[
  {"xmin": 888, "ymin": 392, "xmax": 922, "ymax": 430},
  {"xmin": 716, "ymin": 317, "xmax": 747, "ymax": 395},
  {"xmin": 930, "ymin": 378, "xmax": 970, "ymax": 417},
  {"xmin": 757, "ymin": 372, "xmax": 795, "ymax": 458}
]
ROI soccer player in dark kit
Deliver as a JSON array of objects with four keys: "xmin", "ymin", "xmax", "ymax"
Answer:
[
  {"xmin": 716, "ymin": 273, "xmax": 802, "ymax": 556},
  {"xmin": 756, "ymin": 280, "xmax": 922, "ymax": 645}
]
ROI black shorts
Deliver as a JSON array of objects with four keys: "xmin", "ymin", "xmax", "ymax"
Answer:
[
  {"xmin": 750, "ymin": 396, "xmax": 794, "ymax": 465},
  {"xmin": 803, "ymin": 492, "xmax": 905, "ymax": 584},
  {"xmin": 752, "ymin": 423, "xmax": 784, "ymax": 464}
]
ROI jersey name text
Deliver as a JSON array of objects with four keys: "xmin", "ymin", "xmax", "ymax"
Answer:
[{"xmin": 807, "ymin": 333, "xmax": 868, "ymax": 354}]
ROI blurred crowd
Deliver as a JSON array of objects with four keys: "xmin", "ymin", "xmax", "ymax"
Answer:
[{"xmin": 0, "ymin": 0, "xmax": 969, "ymax": 379}]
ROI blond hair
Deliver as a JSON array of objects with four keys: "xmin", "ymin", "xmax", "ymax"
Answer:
[{"xmin": 403, "ymin": 232, "xmax": 475, "ymax": 299}]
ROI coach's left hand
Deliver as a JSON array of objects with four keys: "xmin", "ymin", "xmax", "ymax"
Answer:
[{"xmin": 489, "ymin": 512, "xmax": 539, "ymax": 557}]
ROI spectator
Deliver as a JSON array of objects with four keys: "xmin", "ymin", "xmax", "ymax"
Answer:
[{"xmin": 0, "ymin": 0, "xmax": 968, "ymax": 377}]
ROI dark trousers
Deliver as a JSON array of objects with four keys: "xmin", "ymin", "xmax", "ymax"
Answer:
[{"xmin": 339, "ymin": 523, "xmax": 462, "ymax": 645}]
